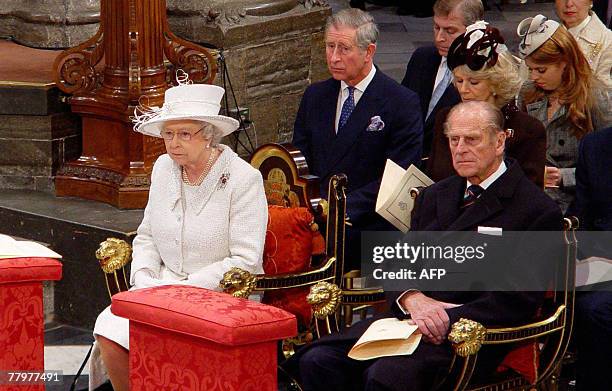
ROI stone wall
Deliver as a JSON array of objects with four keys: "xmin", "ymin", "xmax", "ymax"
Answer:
[
  {"xmin": 0, "ymin": 85, "xmax": 81, "ymax": 192},
  {"xmin": 0, "ymin": 0, "xmax": 99, "ymax": 48},
  {"xmin": 167, "ymin": 2, "xmax": 331, "ymax": 150}
]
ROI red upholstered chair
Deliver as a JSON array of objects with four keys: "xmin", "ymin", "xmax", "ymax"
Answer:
[
  {"xmin": 220, "ymin": 143, "xmax": 350, "ymax": 350},
  {"xmin": 111, "ymin": 285, "xmax": 296, "ymax": 391},
  {"xmin": 0, "ymin": 257, "xmax": 62, "ymax": 390}
]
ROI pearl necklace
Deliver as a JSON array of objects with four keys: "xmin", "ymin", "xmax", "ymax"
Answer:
[{"xmin": 182, "ymin": 148, "xmax": 217, "ymax": 186}]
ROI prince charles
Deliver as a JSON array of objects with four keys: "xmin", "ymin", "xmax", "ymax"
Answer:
[{"xmin": 292, "ymin": 8, "xmax": 424, "ymax": 271}]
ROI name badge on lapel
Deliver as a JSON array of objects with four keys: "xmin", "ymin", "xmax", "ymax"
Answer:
[{"xmin": 367, "ymin": 115, "xmax": 385, "ymax": 132}]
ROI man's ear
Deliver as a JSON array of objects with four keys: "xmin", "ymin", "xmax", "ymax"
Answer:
[
  {"xmin": 365, "ymin": 43, "xmax": 376, "ymax": 62},
  {"xmin": 496, "ymin": 130, "xmax": 507, "ymax": 155}
]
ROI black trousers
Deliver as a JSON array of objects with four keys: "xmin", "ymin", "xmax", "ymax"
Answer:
[
  {"xmin": 574, "ymin": 290, "xmax": 612, "ymax": 391},
  {"xmin": 298, "ymin": 339, "xmax": 453, "ymax": 391}
]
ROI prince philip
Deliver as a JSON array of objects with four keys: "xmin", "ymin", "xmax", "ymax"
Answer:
[
  {"xmin": 293, "ymin": 8, "xmax": 424, "ymax": 270},
  {"xmin": 288, "ymin": 101, "xmax": 562, "ymax": 391}
]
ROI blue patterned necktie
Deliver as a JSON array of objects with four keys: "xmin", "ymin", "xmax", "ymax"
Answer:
[
  {"xmin": 338, "ymin": 86, "xmax": 356, "ymax": 130},
  {"xmin": 426, "ymin": 63, "xmax": 452, "ymax": 120},
  {"xmin": 462, "ymin": 185, "xmax": 484, "ymax": 208}
]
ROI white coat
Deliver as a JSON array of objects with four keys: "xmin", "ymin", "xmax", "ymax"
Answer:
[{"xmin": 89, "ymin": 145, "xmax": 268, "ymax": 389}]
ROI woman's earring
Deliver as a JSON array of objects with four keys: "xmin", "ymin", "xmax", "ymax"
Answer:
[{"xmin": 206, "ymin": 144, "xmax": 210, "ymax": 149}]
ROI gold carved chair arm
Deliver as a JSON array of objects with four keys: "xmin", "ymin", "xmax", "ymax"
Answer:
[
  {"xmin": 444, "ymin": 306, "xmax": 569, "ymax": 390},
  {"xmin": 308, "ymin": 281, "xmax": 343, "ymax": 339},
  {"xmin": 443, "ymin": 217, "xmax": 579, "ymax": 390},
  {"xmin": 95, "ymin": 238, "xmax": 132, "ymax": 300},
  {"xmin": 220, "ymin": 257, "xmax": 338, "ymax": 298}
]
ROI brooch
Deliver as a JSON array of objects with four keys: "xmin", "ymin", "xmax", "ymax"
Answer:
[{"xmin": 217, "ymin": 173, "xmax": 230, "ymax": 190}]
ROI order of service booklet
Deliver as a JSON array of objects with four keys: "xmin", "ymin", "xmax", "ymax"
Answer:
[
  {"xmin": 348, "ymin": 318, "xmax": 422, "ymax": 361},
  {"xmin": 376, "ymin": 160, "xmax": 434, "ymax": 233},
  {"xmin": 0, "ymin": 234, "xmax": 62, "ymax": 259}
]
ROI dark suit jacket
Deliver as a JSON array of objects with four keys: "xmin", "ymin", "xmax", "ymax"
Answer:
[
  {"xmin": 401, "ymin": 46, "xmax": 461, "ymax": 158},
  {"xmin": 568, "ymin": 127, "xmax": 612, "ymax": 231},
  {"xmin": 283, "ymin": 160, "xmax": 563, "ymax": 389},
  {"xmin": 293, "ymin": 69, "xmax": 423, "ymax": 231},
  {"xmin": 427, "ymin": 105, "xmax": 547, "ymax": 188},
  {"xmin": 405, "ymin": 158, "xmax": 563, "ymax": 328}
]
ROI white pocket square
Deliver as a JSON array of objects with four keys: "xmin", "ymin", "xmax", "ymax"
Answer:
[
  {"xmin": 366, "ymin": 115, "xmax": 385, "ymax": 132},
  {"xmin": 477, "ymin": 226, "xmax": 503, "ymax": 236}
]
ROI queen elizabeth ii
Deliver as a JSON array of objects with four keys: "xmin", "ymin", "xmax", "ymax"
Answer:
[{"xmin": 89, "ymin": 79, "xmax": 268, "ymax": 391}]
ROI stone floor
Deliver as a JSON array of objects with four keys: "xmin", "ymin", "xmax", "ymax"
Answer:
[
  {"xmin": 44, "ymin": 322, "xmax": 93, "ymax": 390},
  {"xmin": 41, "ymin": 1, "xmax": 562, "ymax": 390}
]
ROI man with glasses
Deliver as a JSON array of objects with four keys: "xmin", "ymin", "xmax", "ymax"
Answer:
[
  {"xmin": 292, "ymin": 8, "xmax": 423, "ymax": 271},
  {"xmin": 401, "ymin": 0, "xmax": 484, "ymax": 159}
]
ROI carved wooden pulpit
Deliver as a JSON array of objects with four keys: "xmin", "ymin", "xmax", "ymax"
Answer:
[{"xmin": 53, "ymin": 0, "xmax": 217, "ymax": 208}]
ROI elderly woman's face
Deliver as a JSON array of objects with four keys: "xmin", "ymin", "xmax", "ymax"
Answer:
[
  {"xmin": 452, "ymin": 67, "xmax": 497, "ymax": 105},
  {"xmin": 555, "ymin": 0, "xmax": 592, "ymax": 28},
  {"xmin": 162, "ymin": 120, "xmax": 210, "ymax": 167}
]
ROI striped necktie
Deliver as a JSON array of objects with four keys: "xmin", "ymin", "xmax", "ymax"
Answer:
[{"xmin": 461, "ymin": 185, "xmax": 484, "ymax": 208}]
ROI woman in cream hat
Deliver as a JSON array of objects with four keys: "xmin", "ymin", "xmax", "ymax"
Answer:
[
  {"xmin": 517, "ymin": 15, "xmax": 610, "ymax": 213},
  {"xmin": 90, "ymin": 77, "xmax": 268, "ymax": 391}
]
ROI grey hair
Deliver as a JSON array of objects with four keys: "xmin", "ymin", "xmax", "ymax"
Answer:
[
  {"xmin": 444, "ymin": 100, "xmax": 504, "ymax": 140},
  {"xmin": 325, "ymin": 8, "xmax": 379, "ymax": 51},
  {"xmin": 199, "ymin": 122, "xmax": 223, "ymax": 147},
  {"xmin": 433, "ymin": 0, "xmax": 484, "ymax": 26}
]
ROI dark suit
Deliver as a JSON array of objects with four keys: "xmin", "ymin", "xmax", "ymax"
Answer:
[
  {"xmin": 427, "ymin": 104, "xmax": 547, "ymax": 188},
  {"xmin": 567, "ymin": 127, "xmax": 612, "ymax": 391},
  {"xmin": 401, "ymin": 46, "xmax": 461, "ymax": 158},
  {"xmin": 293, "ymin": 69, "xmax": 423, "ymax": 270},
  {"xmin": 286, "ymin": 159, "xmax": 562, "ymax": 391},
  {"xmin": 569, "ymin": 127, "xmax": 612, "ymax": 231}
]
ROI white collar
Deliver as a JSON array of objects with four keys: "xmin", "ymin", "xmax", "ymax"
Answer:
[
  {"xmin": 466, "ymin": 160, "xmax": 507, "ymax": 191},
  {"xmin": 568, "ymin": 14, "xmax": 592, "ymax": 36},
  {"xmin": 340, "ymin": 64, "xmax": 376, "ymax": 94}
]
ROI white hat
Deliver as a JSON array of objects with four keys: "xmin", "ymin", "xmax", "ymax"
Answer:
[
  {"xmin": 517, "ymin": 15, "xmax": 561, "ymax": 58},
  {"xmin": 133, "ymin": 83, "xmax": 239, "ymax": 138}
]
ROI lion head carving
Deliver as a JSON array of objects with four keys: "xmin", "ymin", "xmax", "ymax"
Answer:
[
  {"xmin": 307, "ymin": 281, "xmax": 342, "ymax": 319},
  {"xmin": 219, "ymin": 267, "xmax": 257, "ymax": 298},
  {"xmin": 448, "ymin": 318, "xmax": 486, "ymax": 357},
  {"xmin": 96, "ymin": 238, "xmax": 132, "ymax": 274}
]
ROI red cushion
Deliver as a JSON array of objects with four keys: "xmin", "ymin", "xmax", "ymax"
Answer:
[
  {"xmin": 0, "ymin": 257, "xmax": 63, "ymax": 284},
  {"xmin": 497, "ymin": 341, "xmax": 539, "ymax": 384},
  {"xmin": 262, "ymin": 206, "xmax": 323, "ymax": 326},
  {"xmin": 111, "ymin": 285, "xmax": 297, "ymax": 346}
]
